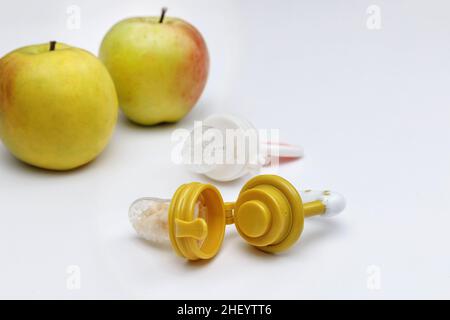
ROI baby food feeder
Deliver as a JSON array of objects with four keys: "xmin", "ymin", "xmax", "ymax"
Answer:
[
  {"xmin": 129, "ymin": 175, "xmax": 345, "ymax": 261},
  {"xmin": 181, "ymin": 114, "xmax": 304, "ymax": 181}
]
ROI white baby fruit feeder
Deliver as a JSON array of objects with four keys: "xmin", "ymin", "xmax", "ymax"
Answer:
[{"xmin": 181, "ymin": 114, "xmax": 304, "ymax": 182}]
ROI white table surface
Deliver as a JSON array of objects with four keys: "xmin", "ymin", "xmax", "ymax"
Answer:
[{"xmin": 0, "ymin": 0, "xmax": 449, "ymax": 299}]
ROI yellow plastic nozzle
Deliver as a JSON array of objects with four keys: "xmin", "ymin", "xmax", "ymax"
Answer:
[{"xmin": 235, "ymin": 200, "xmax": 271, "ymax": 238}]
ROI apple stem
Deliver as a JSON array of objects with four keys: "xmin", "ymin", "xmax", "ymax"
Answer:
[
  {"xmin": 159, "ymin": 7, "xmax": 167, "ymax": 23},
  {"xmin": 49, "ymin": 41, "xmax": 57, "ymax": 51}
]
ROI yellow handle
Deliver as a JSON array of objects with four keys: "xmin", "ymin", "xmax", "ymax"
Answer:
[
  {"xmin": 224, "ymin": 202, "xmax": 235, "ymax": 225},
  {"xmin": 303, "ymin": 200, "xmax": 326, "ymax": 218},
  {"xmin": 175, "ymin": 218, "xmax": 208, "ymax": 241}
]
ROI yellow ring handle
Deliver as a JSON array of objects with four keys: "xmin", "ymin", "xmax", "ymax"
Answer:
[{"xmin": 168, "ymin": 183, "xmax": 226, "ymax": 260}]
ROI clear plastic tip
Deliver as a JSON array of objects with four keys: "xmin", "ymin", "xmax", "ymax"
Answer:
[
  {"xmin": 128, "ymin": 197, "xmax": 210, "ymax": 245},
  {"xmin": 128, "ymin": 197, "xmax": 171, "ymax": 243}
]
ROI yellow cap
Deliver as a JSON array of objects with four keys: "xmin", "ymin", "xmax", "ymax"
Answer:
[{"xmin": 234, "ymin": 175, "xmax": 304, "ymax": 253}]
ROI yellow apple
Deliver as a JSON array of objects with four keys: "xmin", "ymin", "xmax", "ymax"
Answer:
[
  {"xmin": 0, "ymin": 42, "xmax": 118, "ymax": 170},
  {"xmin": 99, "ymin": 8, "xmax": 209, "ymax": 125}
]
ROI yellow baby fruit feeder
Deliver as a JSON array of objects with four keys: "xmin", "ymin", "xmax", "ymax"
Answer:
[{"xmin": 129, "ymin": 175, "xmax": 345, "ymax": 261}]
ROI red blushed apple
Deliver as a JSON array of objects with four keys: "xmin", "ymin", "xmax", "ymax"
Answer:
[{"xmin": 99, "ymin": 8, "xmax": 209, "ymax": 125}]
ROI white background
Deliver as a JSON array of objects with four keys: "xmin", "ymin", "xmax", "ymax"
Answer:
[{"xmin": 0, "ymin": 0, "xmax": 449, "ymax": 299}]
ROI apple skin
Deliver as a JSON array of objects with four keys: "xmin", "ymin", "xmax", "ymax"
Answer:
[
  {"xmin": 99, "ymin": 16, "xmax": 209, "ymax": 125},
  {"xmin": 0, "ymin": 43, "xmax": 118, "ymax": 170}
]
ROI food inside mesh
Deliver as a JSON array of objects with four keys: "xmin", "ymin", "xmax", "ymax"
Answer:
[{"xmin": 129, "ymin": 198, "xmax": 208, "ymax": 244}]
